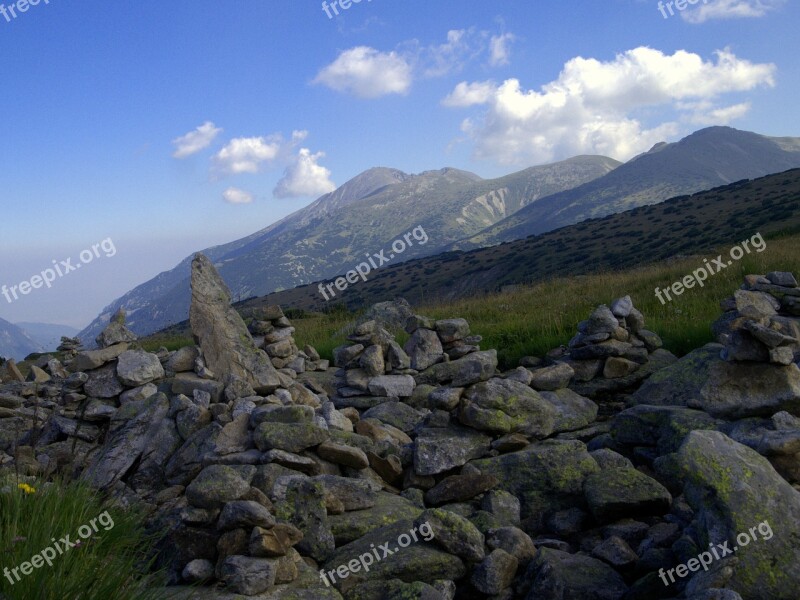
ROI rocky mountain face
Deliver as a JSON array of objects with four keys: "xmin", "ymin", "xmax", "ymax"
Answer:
[
  {"xmin": 456, "ymin": 126, "xmax": 800, "ymax": 249},
  {"xmin": 0, "ymin": 317, "xmax": 42, "ymax": 361},
  {"xmin": 2, "ymin": 257, "xmax": 800, "ymax": 599},
  {"xmin": 233, "ymin": 166, "xmax": 800, "ymax": 314},
  {"xmin": 78, "ymin": 157, "xmax": 619, "ymax": 342}
]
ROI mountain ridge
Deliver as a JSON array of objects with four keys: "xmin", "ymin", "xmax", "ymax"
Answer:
[{"xmin": 78, "ymin": 155, "xmax": 618, "ymax": 342}]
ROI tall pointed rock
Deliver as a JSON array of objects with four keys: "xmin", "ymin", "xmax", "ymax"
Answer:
[{"xmin": 189, "ymin": 253, "xmax": 281, "ymax": 394}]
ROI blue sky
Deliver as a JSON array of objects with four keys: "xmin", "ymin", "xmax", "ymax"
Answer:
[{"xmin": 0, "ymin": 0, "xmax": 797, "ymax": 328}]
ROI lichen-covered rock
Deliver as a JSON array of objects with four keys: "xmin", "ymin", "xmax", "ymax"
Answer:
[
  {"xmin": 186, "ymin": 465, "xmax": 252, "ymax": 509},
  {"xmin": 403, "ymin": 328, "xmax": 444, "ymax": 371},
  {"xmin": 584, "ymin": 467, "xmax": 672, "ymax": 523},
  {"xmin": 540, "ymin": 388, "xmax": 598, "ymax": 433},
  {"xmin": 217, "ymin": 500, "xmax": 275, "ymax": 531},
  {"xmin": 218, "ymin": 555, "xmax": 277, "ymax": 595},
  {"xmin": 417, "ymin": 350, "xmax": 497, "ymax": 387},
  {"xmin": 415, "ymin": 508, "xmax": 485, "ymax": 562},
  {"xmin": 413, "ymin": 426, "xmax": 491, "ymax": 476},
  {"xmin": 254, "ymin": 422, "xmax": 330, "ymax": 453},
  {"xmin": 328, "ymin": 492, "xmax": 422, "ymax": 546},
  {"xmin": 472, "ymin": 440, "xmax": 600, "ymax": 518},
  {"xmin": 528, "ymin": 362, "xmax": 574, "ymax": 391},
  {"xmin": 471, "ymin": 548, "xmax": 518, "ymax": 595},
  {"xmin": 678, "ymin": 430, "xmax": 800, "ymax": 600},
  {"xmin": 459, "ymin": 378, "xmax": 556, "ymax": 437},
  {"xmin": 322, "ymin": 520, "xmax": 466, "ymax": 588}
]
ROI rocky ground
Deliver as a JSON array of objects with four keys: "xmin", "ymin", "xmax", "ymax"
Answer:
[{"xmin": 1, "ymin": 256, "xmax": 799, "ymax": 600}]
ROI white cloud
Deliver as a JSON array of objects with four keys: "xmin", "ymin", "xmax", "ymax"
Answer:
[
  {"xmin": 682, "ymin": 0, "xmax": 785, "ymax": 23},
  {"xmin": 223, "ymin": 187, "xmax": 254, "ymax": 204},
  {"xmin": 172, "ymin": 121, "xmax": 222, "ymax": 158},
  {"xmin": 274, "ymin": 149, "xmax": 337, "ymax": 199},
  {"xmin": 489, "ymin": 33, "xmax": 515, "ymax": 67},
  {"xmin": 314, "ymin": 28, "xmax": 516, "ymax": 99},
  {"xmin": 420, "ymin": 29, "xmax": 479, "ymax": 77},
  {"xmin": 213, "ymin": 136, "xmax": 282, "ymax": 174},
  {"xmin": 445, "ymin": 47, "xmax": 776, "ymax": 165},
  {"xmin": 313, "ymin": 46, "xmax": 412, "ymax": 98},
  {"xmin": 442, "ymin": 81, "xmax": 497, "ymax": 107}
]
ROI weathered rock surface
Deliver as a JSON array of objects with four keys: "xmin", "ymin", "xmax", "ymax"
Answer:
[{"xmin": 189, "ymin": 254, "xmax": 282, "ymax": 394}]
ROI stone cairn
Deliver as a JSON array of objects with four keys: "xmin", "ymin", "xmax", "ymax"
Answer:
[
  {"xmin": 244, "ymin": 305, "xmax": 330, "ymax": 375},
  {"xmin": 715, "ymin": 271, "xmax": 800, "ymax": 365},
  {"xmin": 536, "ymin": 295, "xmax": 677, "ymax": 400}
]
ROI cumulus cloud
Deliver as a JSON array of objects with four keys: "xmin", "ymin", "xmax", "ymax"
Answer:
[
  {"xmin": 489, "ymin": 33, "xmax": 515, "ymax": 67},
  {"xmin": 213, "ymin": 136, "xmax": 283, "ymax": 174},
  {"xmin": 274, "ymin": 149, "xmax": 337, "ymax": 199},
  {"xmin": 172, "ymin": 121, "xmax": 222, "ymax": 158},
  {"xmin": 682, "ymin": 0, "xmax": 785, "ymax": 23},
  {"xmin": 223, "ymin": 187, "xmax": 254, "ymax": 204},
  {"xmin": 445, "ymin": 47, "xmax": 776, "ymax": 165},
  {"xmin": 313, "ymin": 46, "xmax": 413, "ymax": 98}
]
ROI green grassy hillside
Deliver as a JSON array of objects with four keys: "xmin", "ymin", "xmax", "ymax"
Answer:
[{"xmin": 142, "ymin": 231, "xmax": 799, "ymax": 371}]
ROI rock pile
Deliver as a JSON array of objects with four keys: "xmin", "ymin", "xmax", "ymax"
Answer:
[
  {"xmin": 715, "ymin": 271, "xmax": 800, "ymax": 365},
  {"xmin": 1, "ymin": 266, "xmax": 800, "ymax": 600},
  {"xmin": 533, "ymin": 295, "xmax": 677, "ymax": 399},
  {"xmin": 244, "ymin": 304, "xmax": 330, "ymax": 375}
]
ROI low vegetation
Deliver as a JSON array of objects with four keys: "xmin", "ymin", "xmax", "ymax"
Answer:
[
  {"xmin": 290, "ymin": 231, "xmax": 800, "ymax": 369},
  {"xmin": 0, "ymin": 475, "xmax": 165, "ymax": 600}
]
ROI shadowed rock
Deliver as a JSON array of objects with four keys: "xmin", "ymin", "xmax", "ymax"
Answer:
[{"xmin": 189, "ymin": 254, "xmax": 281, "ymax": 394}]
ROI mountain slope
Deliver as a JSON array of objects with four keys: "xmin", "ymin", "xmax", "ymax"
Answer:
[
  {"xmin": 456, "ymin": 127, "xmax": 800, "ymax": 249},
  {"xmin": 16, "ymin": 322, "xmax": 80, "ymax": 352},
  {"xmin": 0, "ymin": 318, "xmax": 43, "ymax": 361},
  {"xmin": 78, "ymin": 156, "xmax": 617, "ymax": 341},
  {"xmin": 225, "ymin": 167, "xmax": 800, "ymax": 315}
]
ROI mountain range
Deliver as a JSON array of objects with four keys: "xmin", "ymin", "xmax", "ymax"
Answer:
[
  {"xmin": 78, "ymin": 155, "xmax": 618, "ymax": 341},
  {"xmin": 0, "ymin": 318, "xmax": 43, "ymax": 361},
  {"xmin": 453, "ymin": 126, "xmax": 800, "ymax": 248},
  {"xmin": 79, "ymin": 126, "xmax": 800, "ymax": 343}
]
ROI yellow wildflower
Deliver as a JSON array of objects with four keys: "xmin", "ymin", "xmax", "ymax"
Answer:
[{"xmin": 17, "ymin": 483, "xmax": 36, "ymax": 494}]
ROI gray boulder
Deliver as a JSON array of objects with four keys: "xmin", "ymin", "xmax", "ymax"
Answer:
[
  {"xmin": 117, "ymin": 349, "xmax": 165, "ymax": 386},
  {"xmin": 678, "ymin": 431, "xmax": 800, "ymax": 600},
  {"xmin": 460, "ymin": 378, "xmax": 556, "ymax": 438}
]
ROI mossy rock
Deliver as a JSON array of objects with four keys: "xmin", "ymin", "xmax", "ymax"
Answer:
[
  {"xmin": 630, "ymin": 343, "xmax": 721, "ymax": 407},
  {"xmin": 584, "ymin": 467, "xmax": 672, "ymax": 523},
  {"xmin": 323, "ymin": 519, "xmax": 465, "ymax": 589},
  {"xmin": 678, "ymin": 430, "xmax": 800, "ymax": 600},
  {"xmin": 254, "ymin": 422, "xmax": 330, "ymax": 453},
  {"xmin": 329, "ymin": 493, "xmax": 423, "ymax": 545},
  {"xmin": 471, "ymin": 439, "xmax": 599, "ymax": 518}
]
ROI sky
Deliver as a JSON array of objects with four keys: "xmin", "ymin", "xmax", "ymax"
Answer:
[{"xmin": 0, "ymin": 0, "xmax": 797, "ymax": 328}]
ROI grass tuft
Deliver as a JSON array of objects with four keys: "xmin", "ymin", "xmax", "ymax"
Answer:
[{"xmin": 0, "ymin": 475, "xmax": 166, "ymax": 600}]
